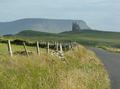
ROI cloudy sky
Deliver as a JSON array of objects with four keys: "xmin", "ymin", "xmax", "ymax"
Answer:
[{"xmin": 0, "ymin": 0, "xmax": 119, "ymax": 32}]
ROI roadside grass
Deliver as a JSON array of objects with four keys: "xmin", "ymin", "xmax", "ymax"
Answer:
[
  {"xmin": 0, "ymin": 45, "xmax": 110, "ymax": 89},
  {"xmin": 97, "ymin": 46, "xmax": 120, "ymax": 53}
]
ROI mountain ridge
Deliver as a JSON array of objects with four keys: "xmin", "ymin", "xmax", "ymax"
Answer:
[{"xmin": 0, "ymin": 18, "xmax": 90, "ymax": 35}]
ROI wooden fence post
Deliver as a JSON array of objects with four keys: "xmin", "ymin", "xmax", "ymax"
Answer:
[
  {"xmin": 36, "ymin": 41, "xmax": 40, "ymax": 55},
  {"xmin": 8, "ymin": 40, "xmax": 13, "ymax": 57},
  {"xmin": 68, "ymin": 42, "xmax": 72, "ymax": 50},
  {"xmin": 60, "ymin": 43, "xmax": 63, "ymax": 53},
  {"xmin": 70, "ymin": 42, "xmax": 73, "ymax": 49},
  {"xmin": 23, "ymin": 42, "xmax": 29, "ymax": 56},
  {"xmin": 47, "ymin": 42, "xmax": 50, "ymax": 53},
  {"xmin": 56, "ymin": 42, "xmax": 59, "ymax": 52},
  {"xmin": 64, "ymin": 43, "xmax": 67, "ymax": 51}
]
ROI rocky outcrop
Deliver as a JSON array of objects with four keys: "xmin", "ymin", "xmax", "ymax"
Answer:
[{"xmin": 72, "ymin": 22, "xmax": 81, "ymax": 32}]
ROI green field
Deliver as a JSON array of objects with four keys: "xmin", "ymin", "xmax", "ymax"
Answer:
[{"xmin": 2, "ymin": 30, "xmax": 120, "ymax": 48}]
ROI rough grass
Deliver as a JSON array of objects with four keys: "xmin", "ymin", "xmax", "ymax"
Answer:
[
  {"xmin": 0, "ymin": 45, "xmax": 110, "ymax": 89},
  {"xmin": 97, "ymin": 46, "xmax": 120, "ymax": 53}
]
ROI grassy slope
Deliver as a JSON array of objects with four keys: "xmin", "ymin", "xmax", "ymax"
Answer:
[
  {"xmin": 97, "ymin": 46, "xmax": 120, "ymax": 53},
  {"xmin": 16, "ymin": 30, "xmax": 58, "ymax": 37},
  {"xmin": 0, "ymin": 44, "xmax": 110, "ymax": 89}
]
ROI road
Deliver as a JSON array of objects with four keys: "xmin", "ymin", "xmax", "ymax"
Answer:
[{"xmin": 90, "ymin": 47, "xmax": 120, "ymax": 89}]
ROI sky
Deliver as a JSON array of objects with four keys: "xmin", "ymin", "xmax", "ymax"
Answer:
[{"xmin": 0, "ymin": 0, "xmax": 120, "ymax": 32}]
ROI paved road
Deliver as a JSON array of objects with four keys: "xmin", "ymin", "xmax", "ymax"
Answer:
[{"xmin": 90, "ymin": 47, "xmax": 120, "ymax": 89}]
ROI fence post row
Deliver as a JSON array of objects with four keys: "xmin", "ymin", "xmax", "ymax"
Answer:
[
  {"xmin": 5, "ymin": 41, "xmax": 75, "ymax": 57},
  {"xmin": 23, "ymin": 42, "xmax": 29, "ymax": 56},
  {"xmin": 8, "ymin": 40, "xmax": 13, "ymax": 57},
  {"xmin": 36, "ymin": 41, "xmax": 40, "ymax": 55}
]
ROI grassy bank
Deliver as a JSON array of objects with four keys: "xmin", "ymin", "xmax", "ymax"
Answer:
[
  {"xmin": 97, "ymin": 46, "xmax": 120, "ymax": 53},
  {"xmin": 0, "ymin": 45, "xmax": 110, "ymax": 89}
]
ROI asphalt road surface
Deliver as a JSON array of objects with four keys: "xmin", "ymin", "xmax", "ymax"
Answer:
[{"xmin": 90, "ymin": 47, "xmax": 120, "ymax": 89}]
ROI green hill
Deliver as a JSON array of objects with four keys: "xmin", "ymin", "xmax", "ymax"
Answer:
[
  {"xmin": 16, "ymin": 30, "xmax": 120, "ymax": 39},
  {"xmin": 3, "ymin": 30, "xmax": 120, "ymax": 48},
  {"xmin": 16, "ymin": 30, "xmax": 58, "ymax": 37},
  {"xmin": 61, "ymin": 30, "xmax": 120, "ymax": 39}
]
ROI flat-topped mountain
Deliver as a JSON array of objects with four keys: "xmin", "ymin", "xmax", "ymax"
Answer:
[{"xmin": 0, "ymin": 18, "xmax": 90, "ymax": 35}]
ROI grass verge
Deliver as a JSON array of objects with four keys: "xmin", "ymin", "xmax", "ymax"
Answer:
[
  {"xmin": 97, "ymin": 46, "xmax": 120, "ymax": 53},
  {"xmin": 0, "ymin": 45, "xmax": 110, "ymax": 89}
]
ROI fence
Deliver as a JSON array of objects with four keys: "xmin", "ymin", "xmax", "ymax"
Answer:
[{"xmin": 5, "ymin": 40, "xmax": 77, "ymax": 57}]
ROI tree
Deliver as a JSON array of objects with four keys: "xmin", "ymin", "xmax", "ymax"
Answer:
[{"xmin": 72, "ymin": 22, "xmax": 81, "ymax": 32}]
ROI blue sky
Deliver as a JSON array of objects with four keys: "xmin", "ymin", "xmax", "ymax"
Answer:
[{"xmin": 0, "ymin": 0, "xmax": 119, "ymax": 32}]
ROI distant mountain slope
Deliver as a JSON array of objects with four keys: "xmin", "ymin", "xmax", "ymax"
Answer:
[{"xmin": 0, "ymin": 18, "xmax": 90, "ymax": 35}]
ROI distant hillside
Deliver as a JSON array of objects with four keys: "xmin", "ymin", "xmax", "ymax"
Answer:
[
  {"xmin": 16, "ymin": 30, "xmax": 57, "ymax": 37},
  {"xmin": 15, "ymin": 30, "xmax": 120, "ymax": 39},
  {"xmin": 61, "ymin": 30, "xmax": 120, "ymax": 38},
  {"xmin": 11, "ymin": 30, "xmax": 120, "ymax": 48},
  {"xmin": 0, "ymin": 18, "xmax": 90, "ymax": 35}
]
